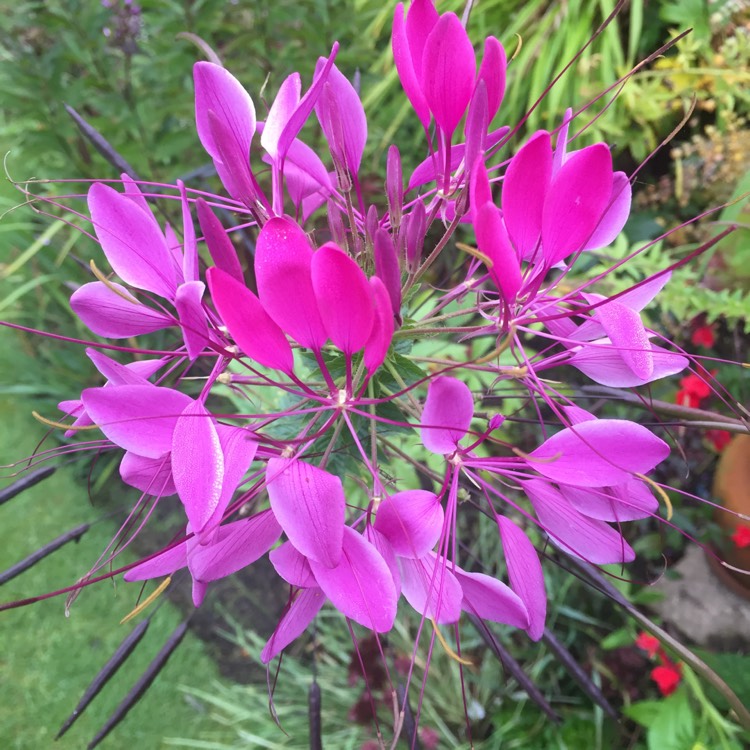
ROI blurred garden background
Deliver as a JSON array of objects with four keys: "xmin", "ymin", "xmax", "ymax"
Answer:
[{"xmin": 1, "ymin": 0, "xmax": 750, "ymax": 748}]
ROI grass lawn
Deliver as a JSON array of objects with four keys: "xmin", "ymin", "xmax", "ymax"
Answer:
[{"xmin": 0, "ymin": 387, "xmax": 234, "ymax": 749}]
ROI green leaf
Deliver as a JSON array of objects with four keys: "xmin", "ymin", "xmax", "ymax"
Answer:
[{"xmin": 648, "ymin": 688, "xmax": 696, "ymax": 750}]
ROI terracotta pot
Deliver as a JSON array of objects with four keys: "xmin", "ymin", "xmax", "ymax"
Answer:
[{"xmin": 711, "ymin": 434, "xmax": 750, "ymax": 593}]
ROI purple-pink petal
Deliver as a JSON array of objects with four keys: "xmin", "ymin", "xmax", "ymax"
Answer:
[
  {"xmin": 541, "ymin": 143, "xmax": 613, "ymax": 267},
  {"xmin": 71, "ymin": 282, "xmax": 175, "ymax": 339},
  {"xmin": 270, "ymin": 541, "xmax": 317, "ymax": 588},
  {"xmin": 255, "ymin": 217, "xmax": 328, "ymax": 350},
  {"xmin": 475, "ymin": 36, "xmax": 506, "ymax": 121},
  {"xmin": 569, "ymin": 341, "xmax": 687, "ymax": 387},
  {"xmin": 523, "ymin": 479, "xmax": 635, "ymax": 564},
  {"xmin": 124, "ymin": 541, "xmax": 188, "ymax": 582},
  {"xmin": 529, "ymin": 419, "xmax": 670, "ymax": 487},
  {"xmin": 261, "ymin": 587, "xmax": 326, "ymax": 664},
  {"xmin": 311, "ymin": 242, "xmax": 374, "ymax": 354},
  {"xmin": 475, "ymin": 203, "xmax": 522, "ymax": 304},
  {"xmin": 171, "ymin": 401, "xmax": 224, "ymax": 532},
  {"xmin": 309, "ymin": 526, "xmax": 397, "ymax": 632},
  {"xmin": 314, "ymin": 61, "xmax": 367, "ymax": 176},
  {"xmin": 190, "ymin": 511, "xmax": 282, "ymax": 581},
  {"xmin": 421, "ymin": 376, "xmax": 474, "ymax": 454},
  {"xmin": 176, "ymin": 281, "xmax": 210, "ymax": 360},
  {"xmin": 392, "ymin": 3, "xmax": 431, "ymax": 128},
  {"xmin": 560, "ymin": 480, "xmax": 658, "ymax": 522},
  {"xmin": 261, "ymin": 73, "xmax": 302, "ymax": 161},
  {"xmin": 374, "ymin": 490, "xmax": 443, "ymax": 559},
  {"xmin": 207, "ymin": 266, "xmax": 294, "ymax": 374},
  {"xmin": 196, "ymin": 198, "xmax": 244, "ymax": 283},
  {"xmin": 374, "ymin": 229, "xmax": 402, "ymax": 318},
  {"xmin": 586, "ymin": 296, "xmax": 653, "ymax": 380},
  {"xmin": 364, "ymin": 276, "xmax": 395, "ymax": 375},
  {"xmin": 119, "ymin": 451, "xmax": 176, "ymax": 497},
  {"xmin": 88, "ymin": 183, "xmax": 177, "ymax": 299},
  {"xmin": 421, "ymin": 13, "xmax": 476, "ymax": 137},
  {"xmin": 502, "ymin": 131, "xmax": 552, "ymax": 260},
  {"xmin": 583, "ymin": 171, "xmax": 631, "ymax": 251},
  {"xmin": 497, "ymin": 516, "xmax": 546, "ymax": 640},
  {"xmin": 455, "ymin": 568, "xmax": 529, "ymax": 629},
  {"xmin": 398, "ymin": 553, "xmax": 463, "ymax": 624},
  {"xmin": 266, "ymin": 458, "xmax": 345, "ymax": 569},
  {"xmin": 82, "ymin": 384, "xmax": 192, "ymax": 459},
  {"xmin": 193, "ymin": 62, "xmax": 255, "ymax": 165}
]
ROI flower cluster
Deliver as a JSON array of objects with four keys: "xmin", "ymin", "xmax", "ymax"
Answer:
[{"xmin": 9, "ymin": 0, "xmax": 733, "ymax": 736}]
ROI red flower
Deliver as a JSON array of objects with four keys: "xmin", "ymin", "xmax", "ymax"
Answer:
[
  {"xmin": 635, "ymin": 632, "xmax": 661, "ymax": 658},
  {"xmin": 706, "ymin": 429, "xmax": 731, "ymax": 453},
  {"xmin": 676, "ymin": 389, "xmax": 701, "ymax": 409},
  {"xmin": 691, "ymin": 324, "xmax": 715, "ymax": 348},
  {"xmin": 678, "ymin": 373, "xmax": 712, "ymax": 402},
  {"xmin": 651, "ymin": 662, "xmax": 682, "ymax": 696},
  {"xmin": 731, "ymin": 525, "xmax": 750, "ymax": 549}
]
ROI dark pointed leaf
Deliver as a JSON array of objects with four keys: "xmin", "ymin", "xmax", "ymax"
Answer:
[
  {"xmin": 0, "ymin": 523, "xmax": 89, "ymax": 586},
  {"xmin": 0, "ymin": 465, "xmax": 56, "ymax": 506},
  {"xmin": 87, "ymin": 619, "xmax": 190, "ymax": 750},
  {"xmin": 56, "ymin": 618, "xmax": 151, "ymax": 739}
]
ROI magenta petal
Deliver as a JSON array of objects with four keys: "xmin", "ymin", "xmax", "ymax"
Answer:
[
  {"xmin": 71, "ymin": 282, "xmax": 174, "ymax": 339},
  {"xmin": 476, "ymin": 36, "xmax": 506, "ymax": 121},
  {"xmin": 497, "ymin": 516, "xmax": 546, "ymax": 640},
  {"xmin": 455, "ymin": 568, "xmax": 529, "ymax": 629},
  {"xmin": 277, "ymin": 44, "xmax": 339, "ymax": 161},
  {"xmin": 266, "ymin": 458, "xmax": 345, "ymax": 568},
  {"xmin": 199, "ymin": 424, "xmax": 258, "ymax": 539},
  {"xmin": 421, "ymin": 376, "xmax": 474, "ymax": 454},
  {"xmin": 560, "ymin": 480, "xmax": 657, "ymax": 522},
  {"xmin": 364, "ymin": 276, "xmax": 395, "ymax": 375},
  {"xmin": 120, "ymin": 452, "xmax": 176, "ymax": 497},
  {"xmin": 207, "ymin": 110, "xmax": 257, "ymax": 204},
  {"xmin": 178, "ymin": 181, "xmax": 198, "ymax": 283},
  {"xmin": 82, "ymin": 384, "xmax": 192, "ymax": 458},
  {"xmin": 270, "ymin": 541, "xmax": 317, "ymax": 588},
  {"xmin": 541, "ymin": 143, "xmax": 613, "ymax": 266},
  {"xmin": 190, "ymin": 511, "xmax": 282, "ymax": 581},
  {"xmin": 398, "ymin": 553, "xmax": 462, "ymax": 624},
  {"xmin": 193, "ymin": 62, "xmax": 255, "ymax": 165},
  {"xmin": 172, "ymin": 401, "xmax": 224, "ymax": 532},
  {"xmin": 311, "ymin": 243, "xmax": 374, "ymax": 354},
  {"xmin": 529, "ymin": 419, "xmax": 670, "ymax": 487},
  {"xmin": 176, "ymin": 281, "xmax": 210, "ymax": 360},
  {"xmin": 523, "ymin": 479, "xmax": 635, "ymax": 564},
  {"xmin": 406, "ymin": 0, "xmax": 440, "ymax": 87},
  {"xmin": 470, "ymin": 157, "xmax": 494, "ymax": 219},
  {"xmin": 88, "ymin": 183, "xmax": 177, "ymax": 299},
  {"xmin": 364, "ymin": 526, "xmax": 401, "ymax": 596},
  {"xmin": 261, "ymin": 73, "xmax": 301, "ymax": 161},
  {"xmin": 615, "ymin": 272, "xmax": 672, "ymax": 312},
  {"xmin": 86, "ymin": 349, "xmax": 150, "ymax": 387},
  {"xmin": 314, "ymin": 61, "xmax": 367, "ymax": 176},
  {"xmin": 570, "ymin": 342, "xmax": 687, "ymax": 387},
  {"xmin": 124, "ymin": 541, "xmax": 188, "ymax": 581},
  {"xmin": 261, "ymin": 588, "xmax": 326, "ymax": 664},
  {"xmin": 586, "ymin": 296, "xmax": 653, "ymax": 380},
  {"xmin": 309, "ymin": 526, "xmax": 397, "ymax": 632},
  {"xmin": 207, "ymin": 266, "xmax": 294, "ymax": 374},
  {"xmin": 392, "ymin": 3, "xmax": 431, "ymax": 128},
  {"xmin": 501, "ymin": 131, "xmax": 552, "ymax": 260},
  {"xmin": 282, "ymin": 136, "xmax": 333, "ymax": 203},
  {"xmin": 121, "ymin": 173, "xmax": 150, "ymax": 214},
  {"xmin": 374, "ymin": 490, "xmax": 443, "ymax": 559},
  {"xmin": 255, "ymin": 217, "xmax": 328, "ymax": 350},
  {"xmin": 422, "ymin": 13, "xmax": 475, "ymax": 137},
  {"xmin": 374, "ymin": 230, "xmax": 402, "ymax": 317},
  {"xmin": 583, "ymin": 171, "xmax": 632, "ymax": 251},
  {"xmin": 475, "ymin": 203, "xmax": 522, "ymax": 303},
  {"xmin": 196, "ymin": 198, "xmax": 244, "ymax": 283}
]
